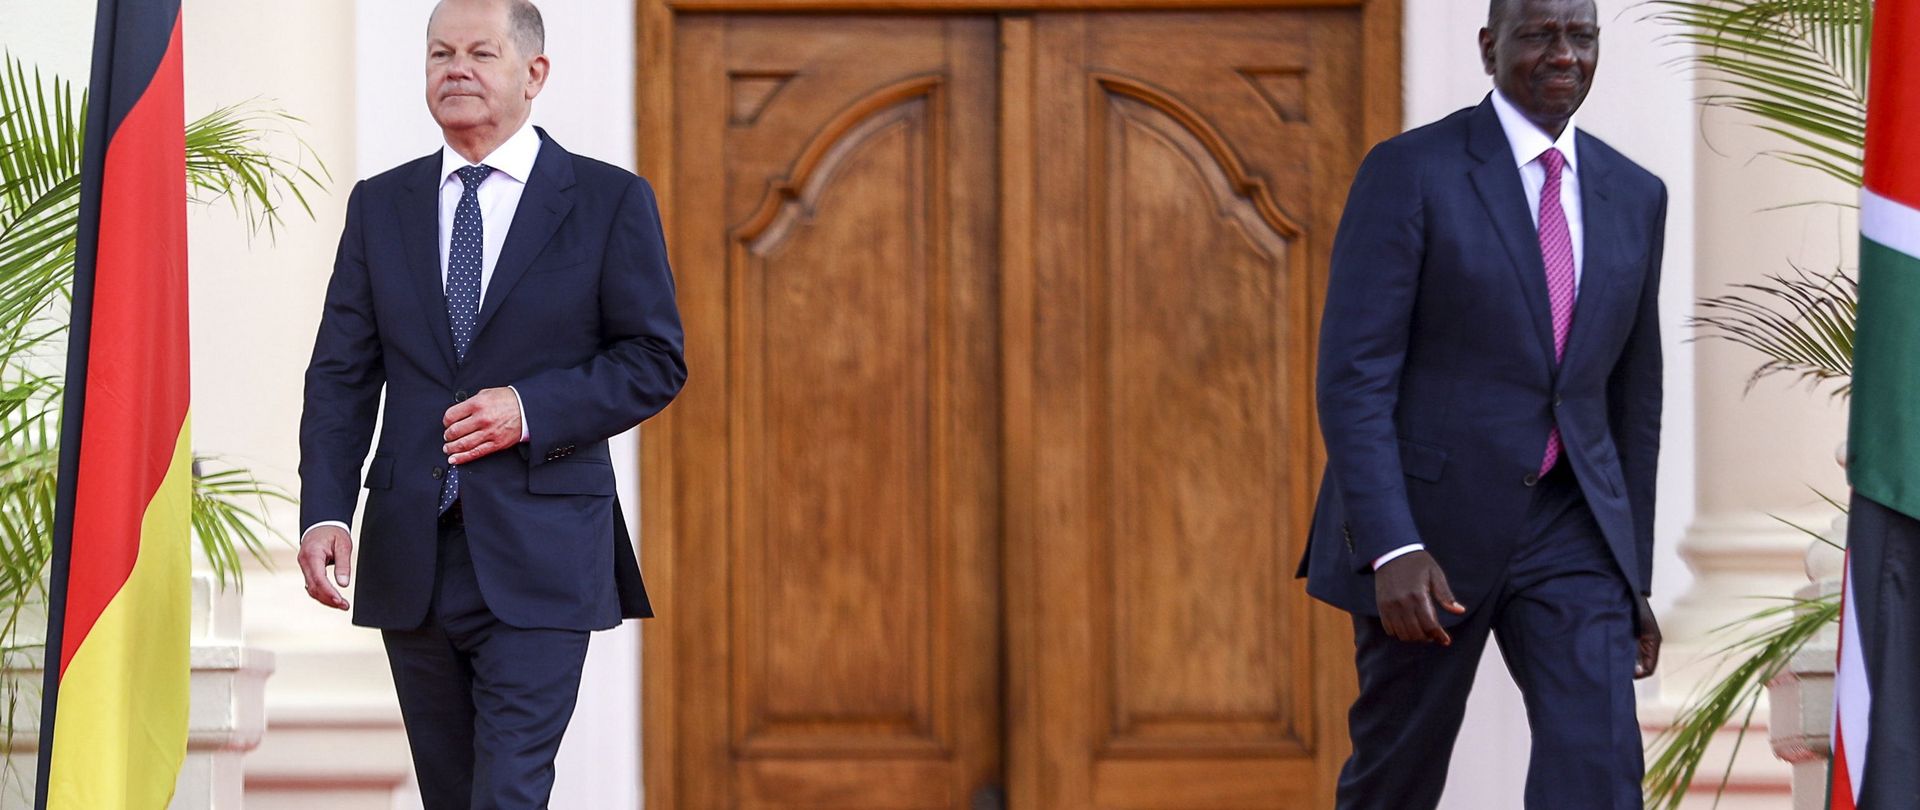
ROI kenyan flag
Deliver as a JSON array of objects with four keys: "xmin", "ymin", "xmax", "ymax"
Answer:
[{"xmin": 1835, "ymin": 1, "xmax": 1920, "ymax": 807}]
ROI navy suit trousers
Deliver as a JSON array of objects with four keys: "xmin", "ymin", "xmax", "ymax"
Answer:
[
  {"xmin": 1336, "ymin": 465, "xmax": 1643, "ymax": 810},
  {"xmin": 382, "ymin": 514, "xmax": 590, "ymax": 810}
]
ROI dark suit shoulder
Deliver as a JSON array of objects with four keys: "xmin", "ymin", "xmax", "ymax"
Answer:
[
  {"xmin": 1576, "ymin": 130, "xmax": 1665, "ymax": 197},
  {"xmin": 561, "ymin": 151, "xmax": 656, "ymax": 194},
  {"xmin": 1351, "ymin": 105, "xmax": 1479, "ymax": 192},
  {"xmin": 1378, "ymin": 104, "xmax": 1478, "ymax": 155},
  {"xmin": 360, "ymin": 152, "xmax": 439, "ymax": 195}
]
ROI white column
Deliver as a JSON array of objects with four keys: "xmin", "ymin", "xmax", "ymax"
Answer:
[
  {"xmin": 176, "ymin": 577, "xmax": 279, "ymax": 810},
  {"xmin": 1662, "ymin": 83, "xmax": 1854, "ymax": 657},
  {"xmin": 1643, "ymin": 44, "xmax": 1856, "ymax": 805}
]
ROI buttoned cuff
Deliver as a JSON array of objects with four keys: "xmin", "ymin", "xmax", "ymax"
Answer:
[
  {"xmin": 508, "ymin": 385, "xmax": 530, "ymax": 444},
  {"xmin": 1373, "ymin": 543, "xmax": 1425, "ymax": 571},
  {"xmin": 301, "ymin": 520, "xmax": 351, "ymax": 542}
]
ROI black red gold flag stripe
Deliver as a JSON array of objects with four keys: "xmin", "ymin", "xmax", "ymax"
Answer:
[{"xmin": 34, "ymin": 0, "xmax": 194, "ymax": 807}]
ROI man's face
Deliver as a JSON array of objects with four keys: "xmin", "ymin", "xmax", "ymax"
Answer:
[
  {"xmin": 1479, "ymin": 0, "xmax": 1600, "ymax": 135},
  {"xmin": 425, "ymin": 0, "xmax": 545, "ymax": 137}
]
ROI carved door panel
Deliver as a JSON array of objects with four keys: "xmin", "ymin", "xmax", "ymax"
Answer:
[
  {"xmin": 664, "ymin": 15, "xmax": 1002, "ymax": 809},
  {"xmin": 1008, "ymin": 12, "xmax": 1366, "ymax": 809},
  {"xmin": 655, "ymin": 7, "xmax": 1384, "ymax": 808}
]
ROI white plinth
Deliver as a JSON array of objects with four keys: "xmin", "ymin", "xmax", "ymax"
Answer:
[
  {"xmin": 0, "ymin": 574, "xmax": 275, "ymax": 809},
  {"xmin": 1768, "ymin": 578, "xmax": 1839, "ymax": 810}
]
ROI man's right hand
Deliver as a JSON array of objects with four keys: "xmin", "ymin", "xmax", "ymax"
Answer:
[
  {"xmin": 1375, "ymin": 550, "xmax": 1466, "ymax": 644},
  {"xmin": 298, "ymin": 525, "xmax": 354, "ymax": 611}
]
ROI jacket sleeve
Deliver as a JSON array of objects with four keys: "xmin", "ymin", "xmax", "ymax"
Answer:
[
  {"xmin": 1608, "ymin": 181, "xmax": 1667, "ymax": 596},
  {"xmin": 1316, "ymin": 140, "xmax": 1427, "ymax": 572},
  {"xmin": 512, "ymin": 175, "xmax": 687, "ymax": 461},
  {"xmin": 299, "ymin": 181, "xmax": 386, "ymax": 531}
]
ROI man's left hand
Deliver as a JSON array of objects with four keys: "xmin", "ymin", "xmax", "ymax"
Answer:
[
  {"xmin": 444, "ymin": 387, "xmax": 523, "ymax": 465},
  {"xmin": 1634, "ymin": 596, "xmax": 1662, "ymax": 679}
]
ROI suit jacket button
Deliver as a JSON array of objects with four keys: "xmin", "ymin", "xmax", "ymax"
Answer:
[
  {"xmin": 431, "ymin": 466, "xmax": 445, "ymax": 480},
  {"xmin": 455, "ymin": 389, "xmax": 469, "ymax": 402},
  {"xmin": 1523, "ymin": 472, "xmax": 1540, "ymax": 487},
  {"xmin": 1553, "ymin": 395, "xmax": 1563, "ymax": 407}
]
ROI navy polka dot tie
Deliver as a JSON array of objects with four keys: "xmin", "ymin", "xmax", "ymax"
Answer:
[{"xmin": 439, "ymin": 164, "xmax": 493, "ymax": 514}]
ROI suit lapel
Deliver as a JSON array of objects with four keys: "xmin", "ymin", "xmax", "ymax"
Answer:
[
  {"xmin": 1465, "ymin": 100, "xmax": 1556, "ymax": 372},
  {"xmin": 398, "ymin": 154, "xmax": 459, "ymax": 378},
  {"xmin": 1561, "ymin": 132, "xmax": 1620, "ymax": 374},
  {"xmin": 473, "ymin": 130, "xmax": 575, "ymax": 341}
]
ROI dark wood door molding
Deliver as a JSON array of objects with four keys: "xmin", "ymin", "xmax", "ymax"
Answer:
[
  {"xmin": 650, "ymin": 15, "xmax": 1002, "ymax": 809},
  {"xmin": 639, "ymin": 3, "xmax": 1401, "ymax": 807}
]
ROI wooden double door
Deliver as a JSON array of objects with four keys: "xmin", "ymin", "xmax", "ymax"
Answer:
[{"xmin": 642, "ymin": 5, "xmax": 1398, "ymax": 807}]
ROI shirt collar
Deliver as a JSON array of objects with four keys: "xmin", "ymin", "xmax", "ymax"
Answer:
[
  {"xmin": 440, "ymin": 119, "xmax": 541, "ymax": 186},
  {"xmin": 1490, "ymin": 89, "xmax": 1578, "ymax": 174}
]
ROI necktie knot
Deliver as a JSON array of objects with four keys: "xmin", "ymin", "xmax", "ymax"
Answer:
[
  {"xmin": 456, "ymin": 164, "xmax": 494, "ymax": 190},
  {"xmin": 1538, "ymin": 148, "xmax": 1565, "ymax": 180}
]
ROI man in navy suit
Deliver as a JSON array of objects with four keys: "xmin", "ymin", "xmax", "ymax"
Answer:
[
  {"xmin": 1300, "ymin": 0, "xmax": 1665, "ymax": 806},
  {"xmin": 296, "ymin": 0, "xmax": 684, "ymax": 806}
]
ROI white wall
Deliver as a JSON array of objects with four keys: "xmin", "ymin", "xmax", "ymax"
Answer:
[
  {"xmin": 1402, "ymin": 2, "xmax": 1701, "ymax": 807},
  {"xmin": 0, "ymin": 2, "xmax": 93, "ymax": 79},
  {"xmin": 354, "ymin": 3, "xmax": 644, "ymax": 808}
]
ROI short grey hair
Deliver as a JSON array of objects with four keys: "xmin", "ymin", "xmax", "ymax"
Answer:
[
  {"xmin": 431, "ymin": 0, "xmax": 545, "ymax": 57},
  {"xmin": 507, "ymin": 0, "xmax": 544, "ymax": 57}
]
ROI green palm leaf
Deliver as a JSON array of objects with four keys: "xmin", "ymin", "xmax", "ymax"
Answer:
[
  {"xmin": 0, "ymin": 54, "xmax": 329, "ymax": 605},
  {"xmin": 1689, "ymin": 266, "xmax": 1856, "ymax": 395},
  {"xmin": 1647, "ymin": 0, "xmax": 1871, "ymax": 186},
  {"xmin": 1643, "ymin": 589, "xmax": 1841, "ymax": 809},
  {"xmin": 1644, "ymin": 2, "xmax": 1866, "ymax": 806}
]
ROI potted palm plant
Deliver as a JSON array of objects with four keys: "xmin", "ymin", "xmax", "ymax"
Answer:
[
  {"xmin": 0, "ymin": 53, "xmax": 326, "ymax": 797},
  {"xmin": 1638, "ymin": 1, "xmax": 1867, "ymax": 807}
]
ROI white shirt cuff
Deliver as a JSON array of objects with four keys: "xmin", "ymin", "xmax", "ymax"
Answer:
[
  {"xmin": 1373, "ymin": 544, "xmax": 1425, "ymax": 570},
  {"xmin": 301, "ymin": 520, "xmax": 351, "ymax": 542},
  {"xmin": 508, "ymin": 385, "xmax": 530, "ymax": 444}
]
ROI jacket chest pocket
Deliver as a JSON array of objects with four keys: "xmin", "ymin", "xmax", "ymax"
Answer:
[{"xmin": 529, "ymin": 254, "xmax": 590, "ymax": 276}]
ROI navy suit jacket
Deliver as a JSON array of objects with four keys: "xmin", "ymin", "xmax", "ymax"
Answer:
[
  {"xmin": 300, "ymin": 129, "xmax": 686, "ymax": 632},
  {"xmin": 1300, "ymin": 97, "xmax": 1666, "ymax": 621}
]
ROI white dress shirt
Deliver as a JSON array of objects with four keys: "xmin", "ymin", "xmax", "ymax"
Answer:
[
  {"xmin": 437, "ymin": 120, "xmax": 541, "ymax": 300},
  {"xmin": 1371, "ymin": 91, "xmax": 1586, "ymax": 572},
  {"xmin": 301, "ymin": 122, "xmax": 542, "ymax": 542}
]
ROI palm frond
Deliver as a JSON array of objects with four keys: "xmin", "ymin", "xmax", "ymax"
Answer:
[
  {"xmin": 0, "ymin": 53, "xmax": 83, "ymax": 220},
  {"xmin": 0, "ymin": 57, "xmax": 330, "ymax": 603},
  {"xmin": 187, "ymin": 101, "xmax": 332, "ymax": 243},
  {"xmin": 1643, "ymin": 590, "xmax": 1841, "ymax": 808},
  {"xmin": 1647, "ymin": 0, "xmax": 1871, "ymax": 186},
  {"xmin": 189, "ymin": 456, "xmax": 292, "ymax": 589},
  {"xmin": 0, "ymin": 54, "xmax": 84, "ymax": 354},
  {"xmin": 1687, "ymin": 265, "xmax": 1856, "ymax": 396}
]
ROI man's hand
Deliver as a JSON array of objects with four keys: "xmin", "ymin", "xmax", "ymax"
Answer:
[
  {"xmin": 1634, "ymin": 596, "xmax": 1662, "ymax": 679},
  {"xmin": 444, "ymin": 387, "xmax": 523, "ymax": 465},
  {"xmin": 1375, "ymin": 550, "xmax": 1467, "ymax": 644},
  {"xmin": 298, "ymin": 525, "xmax": 354, "ymax": 610}
]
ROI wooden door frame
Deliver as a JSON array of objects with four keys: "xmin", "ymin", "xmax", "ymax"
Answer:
[{"xmin": 635, "ymin": 2, "xmax": 1401, "ymax": 806}]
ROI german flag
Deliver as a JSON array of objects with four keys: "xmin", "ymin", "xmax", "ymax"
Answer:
[{"xmin": 33, "ymin": 0, "xmax": 193, "ymax": 807}]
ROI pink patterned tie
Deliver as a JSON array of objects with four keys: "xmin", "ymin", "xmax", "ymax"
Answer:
[{"xmin": 1538, "ymin": 148, "xmax": 1575, "ymax": 476}]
